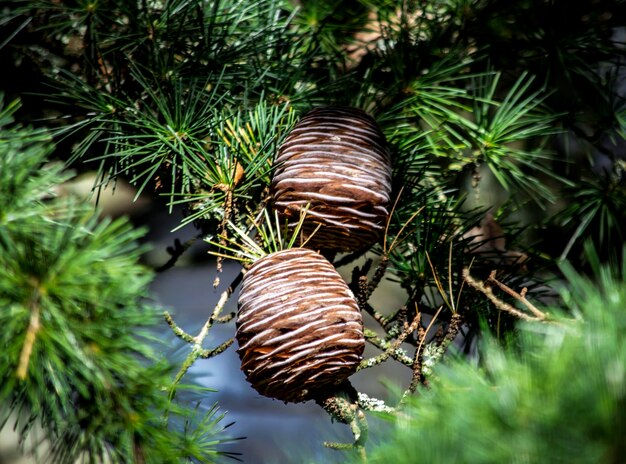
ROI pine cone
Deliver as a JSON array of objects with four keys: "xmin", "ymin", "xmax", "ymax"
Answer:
[
  {"xmin": 271, "ymin": 107, "xmax": 392, "ymax": 251},
  {"xmin": 236, "ymin": 248, "xmax": 364, "ymax": 403}
]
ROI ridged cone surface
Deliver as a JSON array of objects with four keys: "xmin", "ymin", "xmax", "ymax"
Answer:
[
  {"xmin": 236, "ymin": 248, "xmax": 364, "ymax": 403},
  {"xmin": 271, "ymin": 106, "xmax": 392, "ymax": 251}
]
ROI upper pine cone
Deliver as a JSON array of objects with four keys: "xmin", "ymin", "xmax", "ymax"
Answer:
[
  {"xmin": 271, "ymin": 107, "xmax": 392, "ymax": 252},
  {"xmin": 236, "ymin": 248, "xmax": 365, "ymax": 403}
]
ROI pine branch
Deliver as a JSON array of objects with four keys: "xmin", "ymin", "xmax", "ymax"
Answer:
[
  {"xmin": 358, "ymin": 308, "xmax": 421, "ymax": 371},
  {"xmin": 363, "ymin": 250, "xmax": 625, "ymax": 464},
  {"xmin": 166, "ymin": 270, "xmax": 244, "ymax": 404},
  {"xmin": 0, "ymin": 115, "xmax": 235, "ymax": 463},
  {"xmin": 4, "ymin": 0, "xmax": 625, "ymax": 460},
  {"xmin": 463, "ymin": 268, "xmax": 548, "ymax": 322}
]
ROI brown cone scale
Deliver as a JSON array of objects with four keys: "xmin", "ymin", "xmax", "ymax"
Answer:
[
  {"xmin": 271, "ymin": 107, "xmax": 392, "ymax": 251},
  {"xmin": 236, "ymin": 248, "xmax": 364, "ymax": 403}
]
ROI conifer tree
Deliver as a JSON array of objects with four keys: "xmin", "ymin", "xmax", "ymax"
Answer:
[{"xmin": 1, "ymin": 0, "xmax": 624, "ymax": 461}]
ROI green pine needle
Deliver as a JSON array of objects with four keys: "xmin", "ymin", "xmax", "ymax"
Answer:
[{"xmin": 0, "ymin": 111, "xmax": 235, "ymax": 464}]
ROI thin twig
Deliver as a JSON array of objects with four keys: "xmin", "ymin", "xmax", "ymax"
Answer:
[
  {"xmin": 406, "ymin": 305, "xmax": 444, "ymax": 394},
  {"xmin": 382, "ymin": 304, "xmax": 408, "ymax": 339},
  {"xmin": 356, "ymin": 275, "xmax": 369, "ymax": 309},
  {"xmin": 463, "ymin": 268, "xmax": 546, "ymax": 321},
  {"xmin": 195, "ymin": 270, "xmax": 243, "ymax": 344},
  {"xmin": 367, "ymin": 255, "xmax": 389, "ymax": 297},
  {"xmin": 410, "ymin": 312, "xmax": 464, "ymax": 388},
  {"xmin": 441, "ymin": 312, "xmax": 463, "ymax": 347},
  {"xmin": 164, "ymin": 311, "xmax": 195, "ymax": 343},
  {"xmin": 351, "ymin": 265, "xmax": 388, "ymax": 328},
  {"xmin": 316, "ymin": 385, "xmax": 369, "ymax": 460},
  {"xmin": 212, "ymin": 311, "xmax": 236, "ymax": 324},
  {"xmin": 358, "ymin": 310, "xmax": 421, "ymax": 371},
  {"xmin": 363, "ymin": 329, "xmax": 413, "ymax": 366},
  {"xmin": 200, "ymin": 338, "xmax": 234, "ymax": 358},
  {"xmin": 486, "ymin": 271, "xmax": 546, "ymax": 320},
  {"xmin": 156, "ymin": 235, "xmax": 201, "ymax": 273},
  {"xmin": 357, "ymin": 392, "xmax": 395, "ymax": 414},
  {"xmin": 166, "ymin": 270, "xmax": 244, "ymax": 407},
  {"xmin": 17, "ymin": 285, "xmax": 42, "ymax": 380}
]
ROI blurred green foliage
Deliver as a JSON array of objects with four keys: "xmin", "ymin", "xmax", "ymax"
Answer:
[
  {"xmin": 0, "ymin": 99, "xmax": 237, "ymax": 463},
  {"xmin": 359, "ymin": 248, "xmax": 626, "ymax": 463}
]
